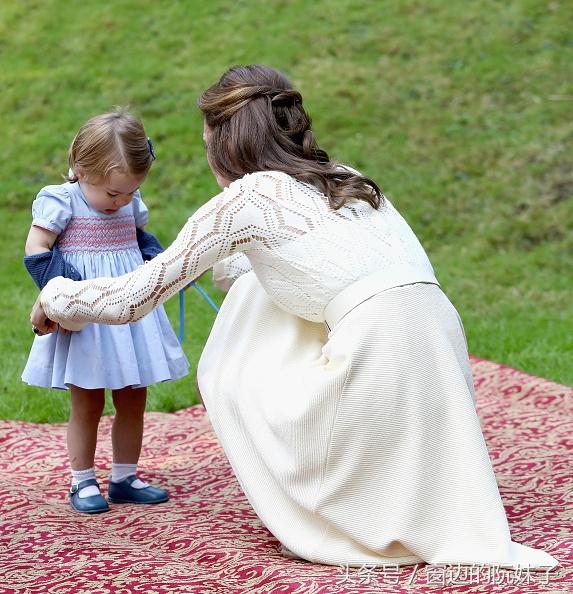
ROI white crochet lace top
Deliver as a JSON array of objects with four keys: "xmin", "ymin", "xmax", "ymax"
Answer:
[{"xmin": 41, "ymin": 170, "xmax": 438, "ymax": 329}]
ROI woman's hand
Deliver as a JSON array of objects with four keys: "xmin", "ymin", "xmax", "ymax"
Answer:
[{"xmin": 30, "ymin": 294, "xmax": 59, "ymax": 335}]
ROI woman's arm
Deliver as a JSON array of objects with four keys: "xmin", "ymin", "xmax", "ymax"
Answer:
[
  {"xmin": 212, "ymin": 252, "xmax": 253, "ymax": 292},
  {"xmin": 39, "ymin": 174, "xmax": 284, "ymax": 329}
]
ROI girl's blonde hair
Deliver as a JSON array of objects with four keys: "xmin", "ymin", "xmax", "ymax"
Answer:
[{"xmin": 66, "ymin": 107, "xmax": 153, "ymax": 182}]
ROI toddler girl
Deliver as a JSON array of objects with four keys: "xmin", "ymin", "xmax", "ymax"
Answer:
[{"xmin": 22, "ymin": 108, "xmax": 189, "ymax": 513}]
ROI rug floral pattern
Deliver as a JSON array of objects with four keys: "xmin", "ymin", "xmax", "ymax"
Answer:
[{"xmin": 0, "ymin": 356, "xmax": 571, "ymax": 593}]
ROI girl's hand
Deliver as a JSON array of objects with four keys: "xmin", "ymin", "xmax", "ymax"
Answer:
[{"xmin": 30, "ymin": 294, "xmax": 59, "ymax": 335}]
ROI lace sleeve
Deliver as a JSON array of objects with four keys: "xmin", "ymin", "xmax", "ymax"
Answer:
[
  {"xmin": 212, "ymin": 252, "xmax": 253, "ymax": 292},
  {"xmin": 40, "ymin": 172, "xmax": 299, "ymax": 330}
]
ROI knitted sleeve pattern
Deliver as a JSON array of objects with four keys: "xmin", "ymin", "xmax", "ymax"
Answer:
[
  {"xmin": 212, "ymin": 253, "xmax": 253, "ymax": 292},
  {"xmin": 40, "ymin": 171, "xmax": 314, "ymax": 329},
  {"xmin": 40, "ymin": 169, "xmax": 436, "ymax": 329}
]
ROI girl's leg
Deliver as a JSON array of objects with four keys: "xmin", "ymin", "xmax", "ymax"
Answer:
[
  {"xmin": 109, "ymin": 386, "xmax": 168, "ymax": 503},
  {"xmin": 111, "ymin": 386, "xmax": 147, "ymax": 464},
  {"xmin": 67, "ymin": 386, "xmax": 106, "ymax": 503},
  {"xmin": 68, "ymin": 385, "xmax": 105, "ymax": 470}
]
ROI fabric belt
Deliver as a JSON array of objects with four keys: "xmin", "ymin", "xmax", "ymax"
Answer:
[{"xmin": 323, "ymin": 265, "xmax": 440, "ymax": 331}]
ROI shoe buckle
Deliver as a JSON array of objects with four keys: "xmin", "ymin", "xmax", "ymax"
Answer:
[{"xmin": 70, "ymin": 484, "xmax": 79, "ymax": 494}]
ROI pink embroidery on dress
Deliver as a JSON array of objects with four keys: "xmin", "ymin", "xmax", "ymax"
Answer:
[{"xmin": 58, "ymin": 215, "xmax": 138, "ymax": 253}]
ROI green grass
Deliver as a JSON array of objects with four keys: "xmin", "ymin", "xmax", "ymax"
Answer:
[{"xmin": 0, "ymin": 0, "xmax": 571, "ymax": 422}]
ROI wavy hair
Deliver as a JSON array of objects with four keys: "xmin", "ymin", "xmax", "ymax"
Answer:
[{"xmin": 197, "ymin": 65, "xmax": 382, "ymax": 210}]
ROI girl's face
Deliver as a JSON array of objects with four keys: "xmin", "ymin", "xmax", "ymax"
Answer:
[
  {"xmin": 203, "ymin": 120, "xmax": 230, "ymax": 189},
  {"xmin": 77, "ymin": 169, "xmax": 146, "ymax": 214}
]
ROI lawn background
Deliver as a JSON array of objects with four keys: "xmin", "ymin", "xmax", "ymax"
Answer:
[{"xmin": 0, "ymin": 0, "xmax": 571, "ymax": 422}]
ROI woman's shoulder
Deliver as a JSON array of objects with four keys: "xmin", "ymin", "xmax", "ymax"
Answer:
[
  {"xmin": 221, "ymin": 170, "xmax": 298, "ymax": 202},
  {"xmin": 223, "ymin": 168, "xmax": 378, "ymax": 211},
  {"xmin": 236, "ymin": 165, "xmax": 365, "ymax": 190},
  {"xmin": 231, "ymin": 170, "xmax": 320, "ymax": 197},
  {"xmin": 233, "ymin": 169, "xmax": 294, "ymax": 187}
]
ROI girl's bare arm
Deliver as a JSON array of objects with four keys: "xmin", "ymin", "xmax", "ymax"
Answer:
[{"xmin": 25, "ymin": 225, "xmax": 59, "ymax": 256}]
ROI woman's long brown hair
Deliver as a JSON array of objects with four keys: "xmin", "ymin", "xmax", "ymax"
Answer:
[{"xmin": 198, "ymin": 65, "xmax": 382, "ymax": 210}]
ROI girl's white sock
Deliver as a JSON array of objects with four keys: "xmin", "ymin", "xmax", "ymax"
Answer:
[
  {"xmin": 71, "ymin": 467, "xmax": 100, "ymax": 498},
  {"xmin": 110, "ymin": 463, "xmax": 148, "ymax": 489}
]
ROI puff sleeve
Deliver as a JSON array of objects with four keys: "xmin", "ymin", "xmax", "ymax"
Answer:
[
  {"xmin": 31, "ymin": 185, "xmax": 73, "ymax": 234},
  {"xmin": 132, "ymin": 191, "xmax": 149, "ymax": 228}
]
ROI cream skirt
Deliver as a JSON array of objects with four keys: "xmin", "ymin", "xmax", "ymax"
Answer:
[{"xmin": 197, "ymin": 271, "xmax": 558, "ymax": 570}]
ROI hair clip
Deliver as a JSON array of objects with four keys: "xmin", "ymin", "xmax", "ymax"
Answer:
[{"xmin": 147, "ymin": 137, "xmax": 157, "ymax": 161}]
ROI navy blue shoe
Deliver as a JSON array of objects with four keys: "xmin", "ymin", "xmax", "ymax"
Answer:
[
  {"xmin": 108, "ymin": 475, "xmax": 169, "ymax": 504},
  {"xmin": 69, "ymin": 478, "xmax": 110, "ymax": 514}
]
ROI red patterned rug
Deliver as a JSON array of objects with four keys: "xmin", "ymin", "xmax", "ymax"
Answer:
[{"xmin": 0, "ymin": 356, "xmax": 571, "ymax": 594}]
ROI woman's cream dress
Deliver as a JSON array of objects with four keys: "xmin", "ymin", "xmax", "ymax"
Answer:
[{"xmin": 41, "ymin": 170, "xmax": 558, "ymax": 570}]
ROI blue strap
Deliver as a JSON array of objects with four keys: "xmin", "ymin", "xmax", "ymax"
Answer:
[
  {"xmin": 191, "ymin": 282, "xmax": 221, "ymax": 313},
  {"xmin": 178, "ymin": 281, "xmax": 220, "ymax": 343},
  {"xmin": 178, "ymin": 290, "xmax": 185, "ymax": 343}
]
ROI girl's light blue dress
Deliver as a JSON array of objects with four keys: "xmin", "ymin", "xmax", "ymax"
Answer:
[{"xmin": 22, "ymin": 182, "xmax": 190, "ymax": 390}]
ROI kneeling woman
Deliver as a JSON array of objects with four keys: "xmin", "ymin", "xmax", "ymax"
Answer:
[{"xmin": 34, "ymin": 64, "xmax": 557, "ymax": 571}]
